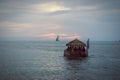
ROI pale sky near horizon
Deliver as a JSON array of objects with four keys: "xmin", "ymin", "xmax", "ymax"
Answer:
[{"xmin": 0, "ymin": 0, "xmax": 120, "ymax": 41}]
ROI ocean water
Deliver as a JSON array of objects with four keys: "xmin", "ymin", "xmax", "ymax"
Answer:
[{"xmin": 0, "ymin": 41, "xmax": 120, "ymax": 80}]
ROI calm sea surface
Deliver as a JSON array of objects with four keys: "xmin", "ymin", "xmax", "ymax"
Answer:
[{"xmin": 0, "ymin": 41, "xmax": 120, "ymax": 80}]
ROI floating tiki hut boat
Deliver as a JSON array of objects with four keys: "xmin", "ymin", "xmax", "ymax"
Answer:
[{"xmin": 64, "ymin": 39, "xmax": 89, "ymax": 59}]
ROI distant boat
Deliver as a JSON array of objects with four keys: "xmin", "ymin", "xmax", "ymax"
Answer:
[
  {"xmin": 87, "ymin": 38, "xmax": 90, "ymax": 50},
  {"xmin": 64, "ymin": 39, "xmax": 89, "ymax": 59},
  {"xmin": 56, "ymin": 35, "xmax": 59, "ymax": 41}
]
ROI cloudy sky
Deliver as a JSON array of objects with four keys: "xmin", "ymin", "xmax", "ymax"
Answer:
[{"xmin": 0, "ymin": 0, "xmax": 120, "ymax": 41}]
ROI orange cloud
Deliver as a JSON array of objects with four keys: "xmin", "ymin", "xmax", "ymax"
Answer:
[
  {"xmin": 60, "ymin": 34, "xmax": 81, "ymax": 40},
  {"xmin": 40, "ymin": 33, "xmax": 57, "ymax": 38},
  {"xmin": 39, "ymin": 33, "xmax": 81, "ymax": 40}
]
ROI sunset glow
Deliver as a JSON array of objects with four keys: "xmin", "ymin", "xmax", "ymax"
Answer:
[
  {"xmin": 34, "ymin": 2, "xmax": 71, "ymax": 13},
  {"xmin": 0, "ymin": 0, "xmax": 120, "ymax": 41}
]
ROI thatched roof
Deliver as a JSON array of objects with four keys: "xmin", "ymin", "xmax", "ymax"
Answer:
[{"xmin": 66, "ymin": 39, "xmax": 86, "ymax": 47}]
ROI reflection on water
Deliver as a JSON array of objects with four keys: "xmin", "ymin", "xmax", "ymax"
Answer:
[{"xmin": 0, "ymin": 41, "xmax": 120, "ymax": 80}]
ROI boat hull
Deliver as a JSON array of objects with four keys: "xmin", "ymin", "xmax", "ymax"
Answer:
[{"xmin": 64, "ymin": 49, "xmax": 88, "ymax": 59}]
